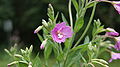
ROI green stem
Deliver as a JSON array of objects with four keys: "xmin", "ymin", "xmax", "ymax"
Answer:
[
  {"xmin": 63, "ymin": 49, "xmax": 71, "ymax": 67},
  {"xmin": 69, "ymin": 0, "xmax": 73, "ymax": 30},
  {"xmin": 73, "ymin": 1, "xmax": 97, "ymax": 48},
  {"xmin": 59, "ymin": 43, "xmax": 63, "ymax": 54}
]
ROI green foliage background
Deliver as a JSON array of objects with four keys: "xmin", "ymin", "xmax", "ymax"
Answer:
[{"xmin": 0, "ymin": 0, "xmax": 120, "ymax": 67}]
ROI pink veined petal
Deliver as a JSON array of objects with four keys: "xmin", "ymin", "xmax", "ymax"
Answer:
[
  {"xmin": 51, "ymin": 28, "xmax": 59, "ymax": 41},
  {"xmin": 56, "ymin": 22, "xmax": 66, "ymax": 29},
  {"xmin": 60, "ymin": 26, "xmax": 73, "ymax": 38},
  {"xmin": 113, "ymin": 4, "xmax": 120, "ymax": 14},
  {"xmin": 109, "ymin": 52, "xmax": 120, "ymax": 62},
  {"xmin": 114, "ymin": 41, "xmax": 120, "ymax": 50},
  {"xmin": 106, "ymin": 32, "xmax": 119, "ymax": 36}
]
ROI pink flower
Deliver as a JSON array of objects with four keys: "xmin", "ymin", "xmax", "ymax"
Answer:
[
  {"xmin": 112, "ymin": 1, "xmax": 120, "ymax": 14},
  {"xmin": 105, "ymin": 28, "xmax": 119, "ymax": 36},
  {"xmin": 51, "ymin": 22, "xmax": 73, "ymax": 43},
  {"xmin": 109, "ymin": 52, "xmax": 120, "ymax": 62},
  {"xmin": 114, "ymin": 37, "xmax": 120, "ymax": 50}
]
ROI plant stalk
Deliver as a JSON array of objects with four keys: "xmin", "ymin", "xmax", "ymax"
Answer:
[
  {"xmin": 73, "ymin": 1, "xmax": 97, "ymax": 48},
  {"xmin": 69, "ymin": 0, "xmax": 73, "ymax": 31}
]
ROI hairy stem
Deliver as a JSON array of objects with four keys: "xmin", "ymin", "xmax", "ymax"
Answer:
[{"xmin": 69, "ymin": 0, "xmax": 73, "ymax": 30}]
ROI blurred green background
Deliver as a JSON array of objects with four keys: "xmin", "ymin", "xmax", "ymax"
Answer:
[{"xmin": 0, "ymin": 0, "xmax": 120, "ymax": 67}]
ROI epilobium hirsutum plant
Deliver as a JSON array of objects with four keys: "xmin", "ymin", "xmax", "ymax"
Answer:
[{"xmin": 5, "ymin": 0, "xmax": 120, "ymax": 67}]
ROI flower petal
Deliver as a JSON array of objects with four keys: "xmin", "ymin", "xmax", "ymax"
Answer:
[
  {"xmin": 56, "ymin": 22, "xmax": 66, "ymax": 29},
  {"xmin": 60, "ymin": 26, "xmax": 73, "ymax": 38},
  {"xmin": 109, "ymin": 52, "xmax": 120, "ymax": 62},
  {"xmin": 114, "ymin": 41, "xmax": 120, "ymax": 50},
  {"xmin": 113, "ymin": 4, "xmax": 120, "ymax": 14}
]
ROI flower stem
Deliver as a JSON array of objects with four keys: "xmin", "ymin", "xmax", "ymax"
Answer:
[
  {"xmin": 73, "ymin": 1, "xmax": 97, "ymax": 48},
  {"xmin": 69, "ymin": 0, "xmax": 73, "ymax": 30}
]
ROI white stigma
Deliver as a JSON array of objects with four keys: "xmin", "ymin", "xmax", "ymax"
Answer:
[{"xmin": 58, "ymin": 33, "xmax": 63, "ymax": 38}]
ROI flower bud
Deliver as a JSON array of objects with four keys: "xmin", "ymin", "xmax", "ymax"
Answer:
[
  {"xmin": 42, "ymin": 19, "xmax": 48, "ymax": 27},
  {"xmin": 105, "ymin": 28, "xmax": 119, "ymax": 36},
  {"xmin": 8, "ymin": 64, "xmax": 11, "ymax": 67},
  {"xmin": 109, "ymin": 52, "xmax": 120, "ymax": 62},
  {"xmin": 40, "ymin": 39, "xmax": 48, "ymax": 49},
  {"xmin": 28, "ymin": 62, "xmax": 32, "ymax": 67},
  {"xmin": 34, "ymin": 26, "xmax": 43, "ymax": 34}
]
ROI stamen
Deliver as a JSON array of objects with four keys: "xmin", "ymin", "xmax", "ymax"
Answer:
[{"xmin": 58, "ymin": 33, "xmax": 63, "ymax": 38}]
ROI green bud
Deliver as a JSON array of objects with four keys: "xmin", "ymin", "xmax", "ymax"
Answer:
[
  {"xmin": 29, "ymin": 45, "xmax": 33, "ymax": 53},
  {"xmin": 42, "ymin": 19, "xmax": 48, "ymax": 27},
  {"xmin": 14, "ymin": 54, "xmax": 23, "ymax": 58}
]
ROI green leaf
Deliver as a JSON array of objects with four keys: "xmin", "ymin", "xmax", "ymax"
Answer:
[
  {"xmin": 14, "ymin": 54, "xmax": 23, "ymax": 59},
  {"xmin": 72, "ymin": 0, "xmax": 79, "ymax": 12},
  {"xmin": 61, "ymin": 13, "xmax": 68, "ymax": 25},
  {"xmin": 57, "ymin": 53, "xmax": 64, "ymax": 62},
  {"xmin": 49, "ymin": 40, "xmax": 59, "ymax": 57},
  {"xmin": 53, "ymin": 46, "xmax": 59, "ymax": 57},
  {"xmin": 53, "ymin": 12, "xmax": 59, "ymax": 25},
  {"xmin": 18, "ymin": 62, "xmax": 28, "ymax": 67},
  {"xmin": 71, "ymin": 43, "xmax": 89, "ymax": 51},
  {"xmin": 37, "ymin": 33, "xmax": 43, "ymax": 42},
  {"xmin": 92, "ymin": 59, "xmax": 108, "ymax": 65},
  {"xmin": 8, "ymin": 61, "xmax": 28, "ymax": 67},
  {"xmin": 4, "ymin": 49, "xmax": 12, "ymax": 57},
  {"xmin": 29, "ymin": 45, "xmax": 33, "ymax": 54},
  {"xmin": 86, "ymin": 1, "xmax": 96, "ymax": 9},
  {"xmin": 92, "ymin": 19, "xmax": 105, "ymax": 36},
  {"xmin": 43, "ymin": 27, "xmax": 49, "ymax": 35},
  {"xmin": 64, "ymin": 39, "xmax": 71, "ymax": 52},
  {"xmin": 44, "ymin": 43, "xmax": 52, "ymax": 60},
  {"xmin": 74, "ymin": 17, "xmax": 84, "ymax": 33},
  {"xmin": 33, "ymin": 53, "xmax": 42, "ymax": 67},
  {"xmin": 84, "ymin": 36, "xmax": 90, "ymax": 44},
  {"xmin": 92, "ymin": 60, "xmax": 109, "ymax": 67},
  {"xmin": 65, "ymin": 50, "xmax": 81, "ymax": 67},
  {"xmin": 42, "ymin": 19, "xmax": 48, "ymax": 27}
]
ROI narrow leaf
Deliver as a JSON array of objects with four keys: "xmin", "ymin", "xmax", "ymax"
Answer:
[
  {"xmin": 86, "ymin": 1, "xmax": 95, "ymax": 9},
  {"xmin": 74, "ymin": 17, "xmax": 84, "ymax": 33},
  {"xmin": 72, "ymin": 0, "xmax": 79, "ymax": 12},
  {"xmin": 37, "ymin": 33, "xmax": 43, "ymax": 42},
  {"xmin": 33, "ymin": 53, "xmax": 42, "ymax": 67},
  {"xmin": 61, "ymin": 13, "xmax": 68, "ymax": 25},
  {"xmin": 92, "ymin": 61, "xmax": 109, "ymax": 67},
  {"xmin": 44, "ymin": 43, "xmax": 52, "ymax": 60},
  {"xmin": 84, "ymin": 36, "xmax": 90, "ymax": 44},
  {"xmin": 92, "ymin": 59, "xmax": 108, "ymax": 64}
]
